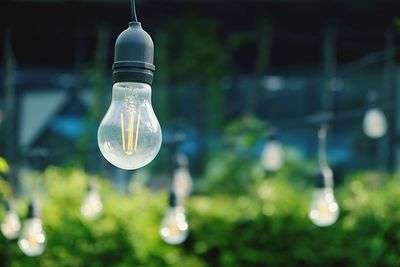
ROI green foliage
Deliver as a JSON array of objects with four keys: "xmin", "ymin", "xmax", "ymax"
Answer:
[
  {"xmin": 189, "ymin": 171, "xmax": 400, "ymax": 267},
  {"xmin": 199, "ymin": 115, "xmax": 314, "ymax": 194},
  {"xmin": 394, "ymin": 17, "xmax": 400, "ymax": 29},
  {"xmin": 2, "ymin": 114, "xmax": 398, "ymax": 266},
  {"xmin": 157, "ymin": 17, "xmax": 229, "ymax": 83},
  {"xmin": 198, "ymin": 116, "xmax": 266, "ymax": 194},
  {"xmin": 1, "ymin": 166, "xmax": 400, "ymax": 266},
  {"xmin": 0, "ymin": 157, "xmax": 10, "ymax": 174},
  {"xmin": 0, "ymin": 168, "xmax": 206, "ymax": 267}
]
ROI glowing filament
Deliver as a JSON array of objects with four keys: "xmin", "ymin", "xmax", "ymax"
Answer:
[{"xmin": 121, "ymin": 111, "xmax": 141, "ymax": 154}]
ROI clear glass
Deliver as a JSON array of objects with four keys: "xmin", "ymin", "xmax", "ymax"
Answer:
[
  {"xmin": 261, "ymin": 140, "xmax": 284, "ymax": 171},
  {"xmin": 1, "ymin": 210, "xmax": 21, "ymax": 240},
  {"xmin": 308, "ymin": 187, "xmax": 339, "ymax": 227},
  {"xmin": 81, "ymin": 190, "xmax": 103, "ymax": 220},
  {"xmin": 172, "ymin": 166, "xmax": 193, "ymax": 200},
  {"xmin": 363, "ymin": 108, "xmax": 387, "ymax": 138},
  {"xmin": 98, "ymin": 82, "xmax": 162, "ymax": 170},
  {"xmin": 159, "ymin": 207, "xmax": 189, "ymax": 245},
  {"xmin": 18, "ymin": 218, "xmax": 46, "ymax": 257}
]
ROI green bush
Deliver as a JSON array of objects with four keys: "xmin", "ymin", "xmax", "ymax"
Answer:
[{"xmin": 0, "ymin": 166, "xmax": 400, "ymax": 266}]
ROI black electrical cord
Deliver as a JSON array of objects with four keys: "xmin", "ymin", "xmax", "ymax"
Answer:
[{"xmin": 131, "ymin": 0, "xmax": 138, "ymax": 22}]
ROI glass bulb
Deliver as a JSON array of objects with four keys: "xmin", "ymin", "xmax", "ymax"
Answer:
[
  {"xmin": 261, "ymin": 140, "xmax": 284, "ymax": 171},
  {"xmin": 1, "ymin": 210, "xmax": 21, "ymax": 240},
  {"xmin": 18, "ymin": 218, "xmax": 46, "ymax": 257},
  {"xmin": 81, "ymin": 190, "xmax": 103, "ymax": 220},
  {"xmin": 160, "ymin": 206, "xmax": 189, "ymax": 245},
  {"xmin": 363, "ymin": 108, "xmax": 387, "ymax": 138},
  {"xmin": 308, "ymin": 187, "xmax": 339, "ymax": 227},
  {"xmin": 98, "ymin": 82, "xmax": 162, "ymax": 170},
  {"xmin": 172, "ymin": 167, "xmax": 193, "ymax": 200}
]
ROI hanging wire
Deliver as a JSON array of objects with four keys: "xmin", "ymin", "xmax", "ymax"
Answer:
[
  {"xmin": 131, "ymin": 0, "xmax": 138, "ymax": 22},
  {"xmin": 317, "ymin": 123, "xmax": 334, "ymax": 187},
  {"xmin": 317, "ymin": 123, "xmax": 328, "ymax": 168}
]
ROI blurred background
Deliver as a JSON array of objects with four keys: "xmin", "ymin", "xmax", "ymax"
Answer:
[{"xmin": 1, "ymin": 0, "xmax": 400, "ymax": 266}]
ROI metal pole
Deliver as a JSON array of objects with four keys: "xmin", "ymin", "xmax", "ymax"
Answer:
[
  {"xmin": 246, "ymin": 19, "xmax": 273, "ymax": 115},
  {"xmin": 4, "ymin": 29, "xmax": 16, "ymax": 161},
  {"xmin": 4, "ymin": 28, "xmax": 17, "ymax": 191},
  {"xmin": 380, "ymin": 28, "xmax": 396, "ymax": 172},
  {"xmin": 317, "ymin": 25, "xmax": 337, "ymax": 169},
  {"xmin": 93, "ymin": 27, "xmax": 110, "ymax": 177}
]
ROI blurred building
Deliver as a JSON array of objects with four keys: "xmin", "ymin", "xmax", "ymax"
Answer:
[{"xmin": 0, "ymin": 0, "xmax": 400, "ymax": 175}]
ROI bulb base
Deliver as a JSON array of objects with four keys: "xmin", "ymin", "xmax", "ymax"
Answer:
[
  {"xmin": 5, "ymin": 200, "xmax": 12, "ymax": 211},
  {"xmin": 113, "ymin": 22, "xmax": 155, "ymax": 85},
  {"xmin": 314, "ymin": 168, "xmax": 333, "ymax": 188},
  {"xmin": 168, "ymin": 191, "xmax": 177, "ymax": 208},
  {"xmin": 27, "ymin": 201, "xmax": 40, "ymax": 219}
]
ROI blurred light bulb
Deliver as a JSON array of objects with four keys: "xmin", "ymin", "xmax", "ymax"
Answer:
[
  {"xmin": 363, "ymin": 108, "xmax": 387, "ymax": 138},
  {"xmin": 261, "ymin": 138, "xmax": 284, "ymax": 171},
  {"xmin": 308, "ymin": 187, "xmax": 339, "ymax": 227},
  {"xmin": 18, "ymin": 202, "xmax": 45, "ymax": 257},
  {"xmin": 1, "ymin": 209, "xmax": 21, "ymax": 240},
  {"xmin": 98, "ymin": 82, "xmax": 162, "ymax": 170},
  {"xmin": 160, "ymin": 206, "xmax": 189, "ymax": 245},
  {"xmin": 173, "ymin": 167, "xmax": 192, "ymax": 200},
  {"xmin": 81, "ymin": 189, "xmax": 103, "ymax": 220}
]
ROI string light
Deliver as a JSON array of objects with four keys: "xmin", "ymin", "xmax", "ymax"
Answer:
[
  {"xmin": 363, "ymin": 108, "xmax": 387, "ymax": 138},
  {"xmin": 18, "ymin": 201, "xmax": 46, "ymax": 257},
  {"xmin": 98, "ymin": 0, "xmax": 161, "ymax": 170},
  {"xmin": 160, "ymin": 191, "xmax": 189, "ymax": 245},
  {"xmin": 308, "ymin": 166, "xmax": 339, "ymax": 227},
  {"xmin": 172, "ymin": 153, "xmax": 193, "ymax": 202},
  {"xmin": 1, "ymin": 200, "xmax": 21, "ymax": 240},
  {"xmin": 362, "ymin": 91, "xmax": 387, "ymax": 139},
  {"xmin": 261, "ymin": 134, "xmax": 284, "ymax": 172},
  {"xmin": 81, "ymin": 183, "xmax": 103, "ymax": 220},
  {"xmin": 308, "ymin": 124, "xmax": 339, "ymax": 227}
]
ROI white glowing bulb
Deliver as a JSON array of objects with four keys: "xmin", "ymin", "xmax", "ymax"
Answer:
[
  {"xmin": 363, "ymin": 108, "xmax": 387, "ymax": 138},
  {"xmin": 261, "ymin": 139, "xmax": 284, "ymax": 171},
  {"xmin": 1, "ymin": 210, "xmax": 21, "ymax": 240},
  {"xmin": 98, "ymin": 82, "xmax": 162, "ymax": 170},
  {"xmin": 308, "ymin": 187, "xmax": 339, "ymax": 227},
  {"xmin": 160, "ymin": 206, "xmax": 189, "ymax": 245},
  {"xmin": 81, "ymin": 190, "xmax": 103, "ymax": 220},
  {"xmin": 18, "ymin": 218, "xmax": 46, "ymax": 257},
  {"xmin": 172, "ymin": 167, "xmax": 193, "ymax": 200}
]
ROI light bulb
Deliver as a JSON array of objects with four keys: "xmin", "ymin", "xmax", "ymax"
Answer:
[
  {"xmin": 81, "ymin": 189, "xmax": 103, "ymax": 220},
  {"xmin": 160, "ymin": 206, "xmax": 189, "ymax": 245},
  {"xmin": 98, "ymin": 82, "xmax": 162, "ymax": 170},
  {"xmin": 308, "ymin": 187, "xmax": 339, "ymax": 227},
  {"xmin": 261, "ymin": 139, "xmax": 284, "ymax": 171},
  {"xmin": 18, "ymin": 218, "xmax": 46, "ymax": 257},
  {"xmin": 1, "ymin": 210, "xmax": 21, "ymax": 240},
  {"xmin": 363, "ymin": 108, "xmax": 387, "ymax": 138},
  {"xmin": 172, "ymin": 166, "xmax": 193, "ymax": 200}
]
